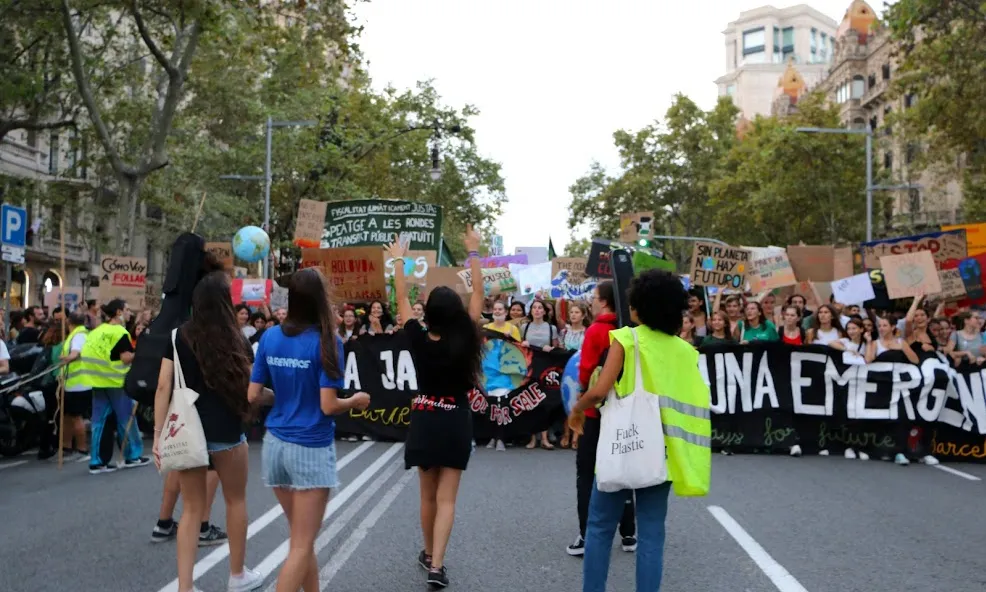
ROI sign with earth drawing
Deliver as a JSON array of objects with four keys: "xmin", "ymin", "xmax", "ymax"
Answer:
[{"xmin": 324, "ymin": 199, "xmax": 443, "ymax": 252}]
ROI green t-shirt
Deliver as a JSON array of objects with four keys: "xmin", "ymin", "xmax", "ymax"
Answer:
[
  {"xmin": 736, "ymin": 320, "xmax": 778, "ymax": 342},
  {"xmin": 699, "ymin": 335, "xmax": 730, "ymax": 347}
]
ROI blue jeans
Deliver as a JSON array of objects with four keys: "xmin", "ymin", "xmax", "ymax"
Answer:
[
  {"xmin": 90, "ymin": 387, "xmax": 143, "ymax": 466},
  {"xmin": 583, "ymin": 481, "xmax": 671, "ymax": 592}
]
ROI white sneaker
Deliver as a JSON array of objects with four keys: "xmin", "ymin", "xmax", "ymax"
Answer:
[
  {"xmin": 858, "ymin": 451, "xmax": 870, "ymax": 461},
  {"xmin": 894, "ymin": 453, "xmax": 910, "ymax": 466},
  {"xmin": 844, "ymin": 449, "xmax": 857, "ymax": 459},
  {"xmin": 789, "ymin": 445, "xmax": 802, "ymax": 457},
  {"xmin": 920, "ymin": 455, "xmax": 940, "ymax": 466},
  {"xmin": 496, "ymin": 440, "xmax": 506, "ymax": 452},
  {"xmin": 818, "ymin": 449, "xmax": 829, "ymax": 456},
  {"xmin": 228, "ymin": 567, "xmax": 264, "ymax": 592}
]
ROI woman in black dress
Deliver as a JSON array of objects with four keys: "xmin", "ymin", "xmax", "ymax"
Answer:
[{"xmin": 386, "ymin": 226, "xmax": 484, "ymax": 589}]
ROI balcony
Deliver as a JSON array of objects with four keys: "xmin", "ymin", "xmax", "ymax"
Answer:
[
  {"xmin": 861, "ymin": 77, "xmax": 888, "ymax": 108},
  {"xmin": 0, "ymin": 137, "xmax": 49, "ymax": 179},
  {"xmin": 27, "ymin": 232, "xmax": 89, "ymax": 264}
]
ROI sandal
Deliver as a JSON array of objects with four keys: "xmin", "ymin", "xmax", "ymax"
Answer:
[
  {"xmin": 540, "ymin": 440, "xmax": 555, "ymax": 450},
  {"xmin": 525, "ymin": 437, "xmax": 536, "ymax": 449},
  {"xmin": 560, "ymin": 437, "xmax": 570, "ymax": 449}
]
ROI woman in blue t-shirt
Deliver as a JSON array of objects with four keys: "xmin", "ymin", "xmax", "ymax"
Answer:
[{"xmin": 248, "ymin": 268, "xmax": 370, "ymax": 592}]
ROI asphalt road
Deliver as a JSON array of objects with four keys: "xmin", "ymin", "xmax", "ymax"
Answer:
[{"xmin": 2, "ymin": 440, "xmax": 985, "ymax": 592}]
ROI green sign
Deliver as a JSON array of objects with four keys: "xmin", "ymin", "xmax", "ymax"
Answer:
[
  {"xmin": 324, "ymin": 199, "xmax": 443, "ymax": 252},
  {"xmin": 632, "ymin": 250, "xmax": 676, "ymax": 275}
]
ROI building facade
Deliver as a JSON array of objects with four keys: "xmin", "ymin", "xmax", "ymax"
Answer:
[{"xmin": 716, "ymin": 4, "xmax": 838, "ymax": 119}]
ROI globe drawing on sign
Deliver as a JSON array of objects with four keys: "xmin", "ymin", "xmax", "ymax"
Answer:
[
  {"xmin": 233, "ymin": 226, "xmax": 271, "ymax": 263},
  {"xmin": 480, "ymin": 337, "xmax": 530, "ymax": 399},
  {"xmin": 561, "ymin": 351, "xmax": 582, "ymax": 415}
]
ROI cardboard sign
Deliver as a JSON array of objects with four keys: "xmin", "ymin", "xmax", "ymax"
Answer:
[
  {"xmin": 936, "ymin": 268, "xmax": 967, "ymax": 301},
  {"xmin": 551, "ymin": 257, "xmax": 588, "ymax": 285},
  {"xmin": 942, "ymin": 223, "xmax": 986, "ymax": 257},
  {"xmin": 880, "ymin": 251, "xmax": 942, "ymax": 299},
  {"xmin": 270, "ymin": 284, "xmax": 288, "ymax": 311},
  {"xmin": 205, "ymin": 242, "xmax": 233, "ymax": 270},
  {"xmin": 861, "ymin": 230, "xmax": 967, "ymax": 270},
  {"xmin": 830, "ymin": 273, "xmax": 875, "ymax": 306},
  {"xmin": 294, "ymin": 199, "xmax": 328, "ymax": 247},
  {"xmin": 619, "ymin": 211, "xmax": 655, "ymax": 243},
  {"xmin": 424, "ymin": 266, "xmax": 467, "ymax": 298},
  {"xmin": 300, "ymin": 247, "xmax": 386, "ymax": 302},
  {"xmin": 749, "ymin": 251, "xmax": 797, "ymax": 291},
  {"xmin": 99, "ymin": 255, "xmax": 148, "ymax": 309},
  {"xmin": 689, "ymin": 242, "xmax": 751, "ymax": 289},
  {"xmin": 786, "ymin": 245, "xmax": 853, "ymax": 282},
  {"xmin": 458, "ymin": 267, "xmax": 517, "ymax": 295},
  {"xmin": 384, "ymin": 251, "xmax": 436, "ymax": 288}
]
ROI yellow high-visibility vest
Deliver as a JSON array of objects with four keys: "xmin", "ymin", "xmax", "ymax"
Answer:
[
  {"xmin": 610, "ymin": 325, "xmax": 711, "ymax": 496},
  {"xmin": 78, "ymin": 323, "xmax": 131, "ymax": 388},
  {"xmin": 61, "ymin": 325, "xmax": 89, "ymax": 390}
]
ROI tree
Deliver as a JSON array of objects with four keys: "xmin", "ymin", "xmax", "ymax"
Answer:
[
  {"xmin": 707, "ymin": 92, "xmax": 873, "ymax": 246},
  {"xmin": 567, "ymin": 95, "xmax": 738, "ymax": 266},
  {"xmin": 564, "ymin": 237, "xmax": 591, "ymax": 258},
  {"xmin": 885, "ymin": 0, "xmax": 986, "ymax": 220}
]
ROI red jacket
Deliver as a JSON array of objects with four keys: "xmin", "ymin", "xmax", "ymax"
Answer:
[{"xmin": 578, "ymin": 312, "xmax": 617, "ymax": 419}]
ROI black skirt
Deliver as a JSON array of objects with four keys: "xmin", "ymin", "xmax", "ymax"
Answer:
[{"xmin": 404, "ymin": 394, "xmax": 473, "ymax": 471}]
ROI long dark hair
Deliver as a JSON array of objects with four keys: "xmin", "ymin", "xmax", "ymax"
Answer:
[
  {"xmin": 283, "ymin": 268, "xmax": 342, "ymax": 380},
  {"xmin": 361, "ymin": 299, "xmax": 395, "ymax": 331},
  {"xmin": 180, "ymin": 272, "xmax": 252, "ymax": 421},
  {"xmin": 424, "ymin": 286, "xmax": 482, "ymax": 384}
]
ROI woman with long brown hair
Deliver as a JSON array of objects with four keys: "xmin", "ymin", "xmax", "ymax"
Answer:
[
  {"xmin": 152, "ymin": 271, "xmax": 264, "ymax": 592},
  {"xmin": 248, "ymin": 268, "xmax": 370, "ymax": 592}
]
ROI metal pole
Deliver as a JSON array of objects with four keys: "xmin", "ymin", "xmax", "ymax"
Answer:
[
  {"xmin": 865, "ymin": 132, "xmax": 873, "ymax": 242},
  {"xmin": 263, "ymin": 116, "xmax": 272, "ymax": 279},
  {"xmin": 3, "ymin": 263, "xmax": 10, "ymax": 338}
]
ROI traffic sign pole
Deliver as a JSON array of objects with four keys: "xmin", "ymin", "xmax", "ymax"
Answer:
[{"xmin": 1, "ymin": 204, "xmax": 28, "ymax": 338}]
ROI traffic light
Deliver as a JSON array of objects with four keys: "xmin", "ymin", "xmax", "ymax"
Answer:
[{"xmin": 637, "ymin": 237, "xmax": 650, "ymax": 248}]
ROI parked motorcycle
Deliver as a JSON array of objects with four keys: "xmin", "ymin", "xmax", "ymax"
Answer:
[{"xmin": 0, "ymin": 343, "xmax": 51, "ymax": 457}]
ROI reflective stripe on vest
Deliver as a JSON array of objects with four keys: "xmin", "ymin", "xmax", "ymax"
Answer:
[
  {"xmin": 610, "ymin": 326, "xmax": 712, "ymax": 497},
  {"xmin": 61, "ymin": 325, "xmax": 89, "ymax": 389},
  {"xmin": 78, "ymin": 323, "xmax": 131, "ymax": 388}
]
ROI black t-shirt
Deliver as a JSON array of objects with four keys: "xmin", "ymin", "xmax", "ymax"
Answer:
[
  {"xmin": 164, "ymin": 328, "xmax": 253, "ymax": 444},
  {"xmin": 110, "ymin": 335, "xmax": 134, "ymax": 361},
  {"xmin": 16, "ymin": 326, "xmax": 40, "ymax": 345},
  {"xmin": 404, "ymin": 319, "xmax": 474, "ymax": 403}
]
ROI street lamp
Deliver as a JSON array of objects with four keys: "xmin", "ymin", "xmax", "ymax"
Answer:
[
  {"xmin": 795, "ymin": 126, "xmax": 921, "ymax": 242},
  {"xmin": 222, "ymin": 117, "xmax": 318, "ymax": 279}
]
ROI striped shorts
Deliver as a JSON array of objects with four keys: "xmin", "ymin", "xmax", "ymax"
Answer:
[{"xmin": 261, "ymin": 432, "xmax": 340, "ymax": 490}]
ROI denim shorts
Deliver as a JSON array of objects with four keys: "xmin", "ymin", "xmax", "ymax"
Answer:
[
  {"xmin": 262, "ymin": 431, "xmax": 340, "ymax": 490},
  {"xmin": 207, "ymin": 434, "xmax": 246, "ymax": 454}
]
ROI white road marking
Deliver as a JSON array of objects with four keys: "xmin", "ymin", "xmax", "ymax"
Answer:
[
  {"xmin": 76, "ymin": 454, "xmax": 91, "ymax": 463},
  {"xmin": 260, "ymin": 457, "xmax": 404, "ymax": 592},
  {"xmin": 154, "ymin": 441, "xmax": 375, "ymax": 592},
  {"xmin": 20, "ymin": 448, "xmax": 38, "ymax": 456},
  {"xmin": 707, "ymin": 506, "xmax": 809, "ymax": 592},
  {"xmin": 319, "ymin": 468, "xmax": 415, "ymax": 589},
  {"xmin": 933, "ymin": 464, "xmax": 981, "ymax": 481},
  {"xmin": 0, "ymin": 460, "xmax": 28, "ymax": 470},
  {"xmin": 252, "ymin": 443, "xmax": 404, "ymax": 582}
]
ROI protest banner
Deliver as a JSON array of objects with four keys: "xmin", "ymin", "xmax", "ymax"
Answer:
[
  {"xmin": 300, "ymin": 246, "xmax": 386, "ymax": 302},
  {"xmin": 942, "ymin": 223, "xmax": 986, "ymax": 257},
  {"xmin": 619, "ymin": 211, "xmax": 654, "ymax": 243},
  {"xmin": 690, "ymin": 242, "xmax": 751, "ymax": 289},
  {"xmin": 293, "ymin": 199, "xmax": 328, "ymax": 248},
  {"xmin": 323, "ymin": 199, "xmax": 442, "ymax": 251},
  {"xmin": 861, "ymin": 229, "xmax": 967, "ymax": 270},
  {"xmin": 205, "ymin": 242, "xmax": 233, "ymax": 269},
  {"xmin": 880, "ymin": 251, "xmax": 941, "ymax": 300},
  {"xmin": 458, "ymin": 267, "xmax": 517, "ymax": 295},
  {"xmin": 749, "ymin": 251, "xmax": 797, "ymax": 292},
  {"xmin": 551, "ymin": 257, "xmax": 588, "ymax": 285},
  {"xmin": 99, "ymin": 255, "xmax": 148, "ymax": 309}
]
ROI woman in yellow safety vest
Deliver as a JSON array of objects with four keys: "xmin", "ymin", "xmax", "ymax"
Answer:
[
  {"xmin": 79, "ymin": 298, "xmax": 149, "ymax": 474},
  {"xmin": 60, "ymin": 311, "xmax": 91, "ymax": 458},
  {"xmin": 569, "ymin": 269, "xmax": 711, "ymax": 592}
]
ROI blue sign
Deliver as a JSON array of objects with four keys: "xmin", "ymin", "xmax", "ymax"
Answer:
[{"xmin": 1, "ymin": 204, "xmax": 27, "ymax": 247}]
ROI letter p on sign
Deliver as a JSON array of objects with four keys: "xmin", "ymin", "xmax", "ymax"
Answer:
[{"xmin": 1, "ymin": 204, "xmax": 27, "ymax": 247}]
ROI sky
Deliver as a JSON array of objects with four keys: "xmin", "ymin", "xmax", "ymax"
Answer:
[{"xmin": 352, "ymin": 1, "xmax": 877, "ymax": 255}]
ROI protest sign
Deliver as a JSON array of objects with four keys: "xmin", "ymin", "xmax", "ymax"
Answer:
[
  {"xmin": 830, "ymin": 272, "xmax": 875, "ymax": 305},
  {"xmin": 619, "ymin": 211, "xmax": 654, "ymax": 243},
  {"xmin": 300, "ymin": 246, "xmax": 386, "ymax": 302},
  {"xmin": 384, "ymin": 251, "xmax": 436, "ymax": 289},
  {"xmin": 458, "ymin": 267, "xmax": 517, "ymax": 295},
  {"xmin": 99, "ymin": 255, "xmax": 148, "ymax": 309},
  {"xmin": 293, "ymin": 199, "xmax": 328, "ymax": 248},
  {"xmin": 205, "ymin": 242, "xmax": 233, "ymax": 269},
  {"xmin": 324, "ymin": 199, "xmax": 442, "ymax": 251},
  {"xmin": 861, "ymin": 230, "xmax": 967, "ymax": 270},
  {"xmin": 479, "ymin": 254, "xmax": 527, "ymax": 268},
  {"xmin": 880, "ymin": 251, "xmax": 941, "ymax": 299},
  {"xmin": 424, "ymin": 266, "xmax": 467, "ymax": 299},
  {"xmin": 551, "ymin": 257, "xmax": 588, "ymax": 285},
  {"xmin": 749, "ymin": 251, "xmax": 797, "ymax": 291},
  {"xmin": 689, "ymin": 242, "xmax": 751, "ymax": 289},
  {"xmin": 942, "ymin": 223, "xmax": 986, "ymax": 257},
  {"xmin": 632, "ymin": 250, "xmax": 675, "ymax": 275},
  {"xmin": 936, "ymin": 268, "xmax": 967, "ymax": 301},
  {"xmin": 514, "ymin": 261, "xmax": 553, "ymax": 296},
  {"xmin": 786, "ymin": 245, "xmax": 852, "ymax": 282},
  {"xmin": 44, "ymin": 287, "xmax": 83, "ymax": 312}
]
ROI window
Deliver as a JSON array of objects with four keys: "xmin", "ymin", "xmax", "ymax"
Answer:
[
  {"xmin": 51, "ymin": 205, "xmax": 63, "ymax": 239},
  {"xmin": 782, "ymin": 27, "xmax": 794, "ymax": 49},
  {"xmin": 819, "ymin": 32, "xmax": 828, "ymax": 60},
  {"xmin": 726, "ymin": 84, "xmax": 736, "ymax": 96},
  {"xmin": 851, "ymin": 118, "xmax": 866, "ymax": 130},
  {"xmin": 48, "ymin": 133, "xmax": 59, "ymax": 174},
  {"xmin": 743, "ymin": 27, "xmax": 766, "ymax": 55},
  {"xmin": 906, "ymin": 144, "xmax": 918, "ymax": 165},
  {"xmin": 733, "ymin": 40, "xmax": 738, "ymax": 68},
  {"xmin": 851, "ymin": 75, "xmax": 865, "ymax": 99},
  {"xmin": 810, "ymin": 28, "xmax": 817, "ymax": 55},
  {"xmin": 829, "ymin": 36, "xmax": 835, "ymax": 58},
  {"xmin": 905, "ymin": 93, "xmax": 916, "ymax": 108},
  {"xmin": 80, "ymin": 139, "xmax": 88, "ymax": 180},
  {"xmin": 884, "ymin": 152, "xmax": 893, "ymax": 170},
  {"xmin": 868, "ymin": 73, "xmax": 876, "ymax": 89},
  {"xmin": 882, "ymin": 63, "xmax": 891, "ymax": 80},
  {"xmin": 883, "ymin": 106, "xmax": 893, "ymax": 135},
  {"xmin": 743, "ymin": 51, "xmax": 766, "ymax": 65},
  {"xmin": 908, "ymin": 188, "xmax": 921, "ymax": 213},
  {"xmin": 869, "ymin": 116, "xmax": 879, "ymax": 131},
  {"xmin": 67, "ymin": 130, "xmax": 77, "ymax": 174},
  {"xmin": 773, "ymin": 26, "xmax": 780, "ymax": 51}
]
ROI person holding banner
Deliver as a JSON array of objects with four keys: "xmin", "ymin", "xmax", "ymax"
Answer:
[
  {"xmin": 734, "ymin": 302, "xmax": 777, "ymax": 343},
  {"xmin": 387, "ymin": 227, "xmax": 485, "ymax": 590},
  {"xmin": 806, "ymin": 305, "xmax": 844, "ymax": 346}
]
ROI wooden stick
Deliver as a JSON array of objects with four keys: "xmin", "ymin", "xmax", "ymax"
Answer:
[
  {"xmin": 57, "ymin": 219, "xmax": 66, "ymax": 470},
  {"xmin": 190, "ymin": 192, "xmax": 207, "ymax": 233}
]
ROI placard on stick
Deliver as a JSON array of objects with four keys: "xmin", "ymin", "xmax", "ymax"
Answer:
[
  {"xmin": 619, "ymin": 211, "xmax": 654, "ymax": 243},
  {"xmin": 294, "ymin": 199, "xmax": 328, "ymax": 248},
  {"xmin": 457, "ymin": 267, "xmax": 517, "ymax": 295},
  {"xmin": 300, "ymin": 246, "xmax": 386, "ymax": 302},
  {"xmin": 551, "ymin": 257, "xmax": 588, "ymax": 284},
  {"xmin": 99, "ymin": 255, "xmax": 148, "ymax": 309},
  {"xmin": 205, "ymin": 242, "xmax": 233, "ymax": 270},
  {"xmin": 880, "ymin": 251, "xmax": 941, "ymax": 300},
  {"xmin": 690, "ymin": 242, "xmax": 751, "ymax": 289}
]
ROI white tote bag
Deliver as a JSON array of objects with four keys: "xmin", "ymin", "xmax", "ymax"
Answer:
[
  {"xmin": 158, "ymin": 329, "xmax": 209, "ymax": 474},
  {"xmin": 595, "ymin": 328, "xmax": 668, "ymax": 493}
]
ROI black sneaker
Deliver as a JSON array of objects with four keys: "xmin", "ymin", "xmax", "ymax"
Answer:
[
  {"xmin": 621, "ymin": 536, "xmax": 637, "ymax": 552},
  {"xmin": 427, "ymin": 566, "xmax": 449, "ymax": 589},
  {"xmin": 566, "ymin": 535, "xmax": 585, "ymax": 556},
  {"xmin": 199, "ymin": 524, "xmax": 229, "ymax": 547},
  {"xmin": 89, "ymin": 464, "xmax": 116, "ymax": 475},
  {"xmin": 151, "ymin": 520, "xmax": 178, "ymax": 543},
  {"xmin": 418, "ymin": 550, "xmax": 432, "ymax": 570},
  {"xmin": 122, "ymin": 457, "xmax": 151, "ymax": 469}
]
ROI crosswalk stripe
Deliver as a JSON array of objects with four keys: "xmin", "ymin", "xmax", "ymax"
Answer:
[{"xmin": 0, "ymin": 460, "xmax": 28, "ymax": 470}]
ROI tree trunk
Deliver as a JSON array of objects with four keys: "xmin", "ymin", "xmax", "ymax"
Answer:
[{"xmin": 112, "ymin": 175, "xmax": 142, "ymax": 256}]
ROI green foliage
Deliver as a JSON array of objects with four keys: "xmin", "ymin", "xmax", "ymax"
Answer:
[
  {"xmin": 563, "ymin": 237, "xmax": 591, "ymax": 258},
  {"xmin": 885, "ymin": 0, "xmax": 986, "ymax": 220}
]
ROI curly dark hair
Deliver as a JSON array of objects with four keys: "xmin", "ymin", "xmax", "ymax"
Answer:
[
  {"xmin": 627, "ymin": 270, "xmax": 688, "ymax": 335},
  {"xmin": 180, "ymin": 271, "xmax": 253, "ymax": 421}
]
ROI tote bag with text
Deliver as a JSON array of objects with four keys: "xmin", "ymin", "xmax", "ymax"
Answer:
[{"xmin": 158, "ymin": 329, "xmax": 209, "ymax": 473}]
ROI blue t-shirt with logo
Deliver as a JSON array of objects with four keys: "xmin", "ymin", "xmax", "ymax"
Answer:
[{"xmin": 251, "ymin": 326, "xmax": 345, "ymax": 447}]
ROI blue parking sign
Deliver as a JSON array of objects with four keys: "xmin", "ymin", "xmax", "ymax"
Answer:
[{"xmin": 1, "ymin": 204, "xmax": 27, "ymax": 247}]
